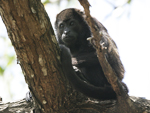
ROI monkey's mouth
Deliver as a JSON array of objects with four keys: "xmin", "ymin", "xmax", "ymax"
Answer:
[{"xmin": 63, "ymin": 36, "xmax": 76, "ymax": 43}]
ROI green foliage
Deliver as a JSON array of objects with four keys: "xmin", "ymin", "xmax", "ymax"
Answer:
[
  {"xmin": 127, "ymin": 0, "xmax": 132, "ymax": 4},
  {"xmin": 0, "ymin": 36, "xmax": 16, "ymax": 76},
  {"xmin": 43, "ymin": 0, "xmax": 50, "ymax": 5},
  {"xmin": 6, "ymin": 55, "xmax": 15, "ymax": 67},
  {"xmin": 0, "ymin": 54, "xmax": 16, "ymax": 76},
  {"xmin": 0, "ymin": 67, "xmax": 5, "ymax": 76}
]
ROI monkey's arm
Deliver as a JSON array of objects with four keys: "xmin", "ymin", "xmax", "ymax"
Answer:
[
  {"xmin": 72, "ymin": 52, "xmax": 99, "ymax": 67},
  {"xmin": 60, "ymin": 45, "xmax": 116, "ymax": 100}
]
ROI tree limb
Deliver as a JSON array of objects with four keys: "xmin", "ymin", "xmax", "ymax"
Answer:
[
  {"xmin": 0, "ymin": 0, "xmax": 68, "ymax": 112},
  {"xmin": 78, "ymin": 0, "xmax": 150, "ymax": 112}
]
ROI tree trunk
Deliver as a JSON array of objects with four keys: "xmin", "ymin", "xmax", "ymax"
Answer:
[{"xmin": 0, "ymin": 0, "xmax": 150, "ymax": 113}]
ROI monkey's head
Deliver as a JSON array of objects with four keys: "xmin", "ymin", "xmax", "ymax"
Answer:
[{"xmin": 55, "ymin": 8, "xmax": 91, "ymax": 47}]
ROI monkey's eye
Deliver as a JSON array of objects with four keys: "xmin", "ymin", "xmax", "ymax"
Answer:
[
  {"xmin": 59, "ymin": 23, "xmax": 64, "ymax": 28},
  {"xmin": 70, "ymin": 21, "xmax": 75, "ymax": 26}
]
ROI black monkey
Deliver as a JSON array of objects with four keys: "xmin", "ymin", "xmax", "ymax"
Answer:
[{"xmin": 55, "ymin": 8, "xmax": 128, "ymax": 100}]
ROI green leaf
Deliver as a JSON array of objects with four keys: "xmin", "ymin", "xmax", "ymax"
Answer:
[
  {"xmin": 43, "ymin": 0, "xmax": 50, "ymax": 5},
  {"xmin": 127, "ymin": 0, "xmax": 132, "ymax": 4},
  {"xmin": 7, "ymin": 55, "xmax": 15, "ymax": 66},
  {"xmin": 0, "ymin": 67, "xmax": 5, "ymax": 76}
]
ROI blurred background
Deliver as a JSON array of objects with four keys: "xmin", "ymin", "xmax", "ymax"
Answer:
[{"xmin": 0, "ymin": 0, "xmax": 150, "ymax": 102}]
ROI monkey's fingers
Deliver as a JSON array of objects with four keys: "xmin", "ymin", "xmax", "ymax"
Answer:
[{"xmin": 87, "ymin": 37, "xmax": 97, "ymax": 49}]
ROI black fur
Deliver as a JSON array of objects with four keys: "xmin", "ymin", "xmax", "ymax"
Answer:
[{"xmin": 55, "ymin": 8, "xmax": 128, "ymax": 100}]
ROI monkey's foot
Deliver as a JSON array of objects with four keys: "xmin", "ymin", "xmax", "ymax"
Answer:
[{"xmin": 26, "ymin": 91, "xmax": 32, "ymax": 102}]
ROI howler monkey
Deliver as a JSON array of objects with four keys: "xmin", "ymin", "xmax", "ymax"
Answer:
[{"xmin": 55, "ymin": 8, "xmax": 128, "ymax": 100}]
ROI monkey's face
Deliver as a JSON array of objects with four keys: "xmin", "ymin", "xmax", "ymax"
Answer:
[{"xmin": 58, "ymin": 19, "xmax": 80, "ymax": 46}]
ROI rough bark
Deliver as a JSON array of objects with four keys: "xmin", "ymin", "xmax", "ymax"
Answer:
[
  {"xmin": 0, "ymin": 0, "xmax": 150, "ymax": 113},
  {"xmin": 78, "ymin": 0, "xmax": 150, "ymax": 112},
  {"xmin": 0, "ymin": 96, "xmax": 150, "ymax": 113},
  {"xmin": 0, "ymin": 0, "xmax": 74, "ymax": 112}
]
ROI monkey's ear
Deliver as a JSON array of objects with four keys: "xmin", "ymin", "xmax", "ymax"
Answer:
[
  {"xmin": 54, "ymin": 14, "xmax": 59, "ymax": 29},
  {"xmin": 76, "ymin": 9, "xmax": 86, "ymax": 18},
  {"xmin": 56, "ymin": 14, "xmax": 59, "ymax": 20},
  {"xmin": 77, "ymin": 10, "xmax": 84, "ymax": 15}
]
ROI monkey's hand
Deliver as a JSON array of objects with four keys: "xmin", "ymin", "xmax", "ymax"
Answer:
[
  {"xmin": 100, "ymin": 40, "xmax": 108, "ymax": 51},
  {"xmin": 87, "ymin": 36, "xmax": 97, "ymax": 49},
  {"xmin": 87, "ymin": 31, "xmax": 108, "ymax": 51}
]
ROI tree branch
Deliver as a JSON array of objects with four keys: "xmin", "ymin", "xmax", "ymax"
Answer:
[
  {"xmin": 78, "ymin": 0, "xmax": 150, "ymax": 112},
  {"xmin": 0, "ymin": 0, "xmax": 68, "ymax": 112},
  {"xmin": 78, "ymin": 0, "xmax": 128, "ymax": 98}
]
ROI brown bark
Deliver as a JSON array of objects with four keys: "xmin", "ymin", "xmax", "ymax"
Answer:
[
  {"xmin": 0, "ymin": 0, "xmax": 68, "ymax": 112},
  {"xmin": 0, "ymin": 0, "xmax": 150, "ymax": 113}
]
